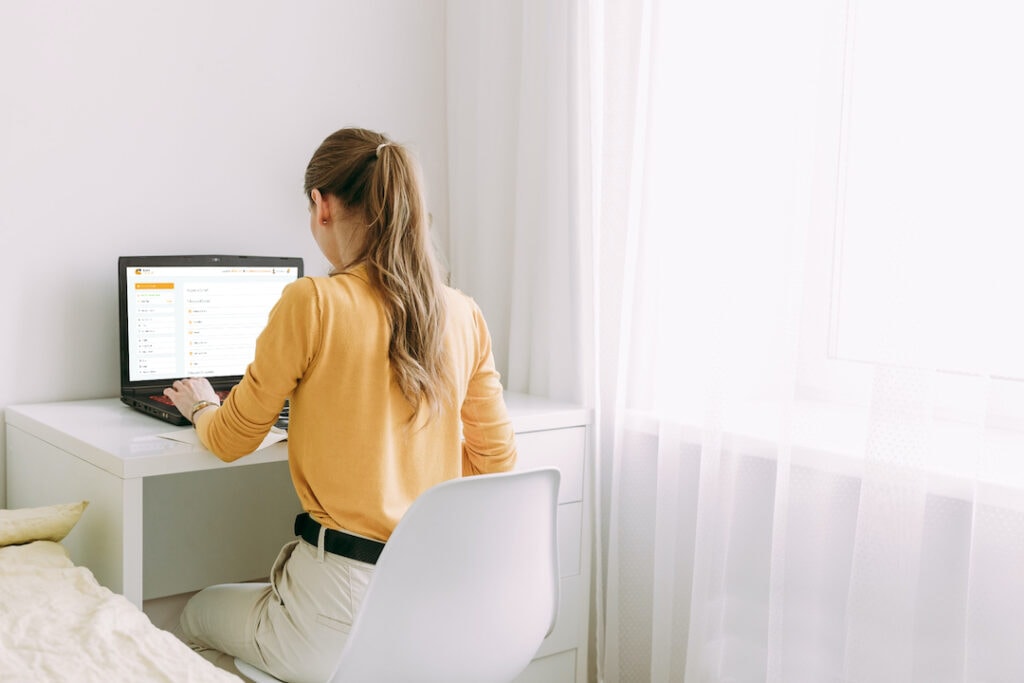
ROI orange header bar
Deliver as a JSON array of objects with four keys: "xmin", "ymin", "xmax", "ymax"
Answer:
[{"xmin": 135, "ymin": 282, "xmax": 174, "ymax": 290}]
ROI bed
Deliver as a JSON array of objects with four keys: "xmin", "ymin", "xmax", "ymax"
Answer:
[{"xmin": 0, "ymin": 501, "xmax": 239, "ymax": 682}]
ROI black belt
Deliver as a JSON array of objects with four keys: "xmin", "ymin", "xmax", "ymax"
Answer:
[{"xmin": 294, "ymin": 513, "xmax": 385, "ymax": 565}]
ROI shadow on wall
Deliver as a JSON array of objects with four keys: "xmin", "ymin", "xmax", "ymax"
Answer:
[{"xmin": 1, "ymin": 265, "xmax": 121, "ymax": 508}]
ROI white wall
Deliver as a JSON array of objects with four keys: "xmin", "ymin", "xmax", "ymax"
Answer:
[{"xmin": 0, "ymin": 0, "xmax": 449, "ymax": 507}]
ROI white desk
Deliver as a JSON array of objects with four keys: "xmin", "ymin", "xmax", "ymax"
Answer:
[{"xmin": 5, "ymin": 393, "xmax": 592, "ymax": 683}]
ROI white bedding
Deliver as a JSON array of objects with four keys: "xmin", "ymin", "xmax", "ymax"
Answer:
[{"xmin": 0, "ymin": 540, "xmax": 239, "ymax": 682}]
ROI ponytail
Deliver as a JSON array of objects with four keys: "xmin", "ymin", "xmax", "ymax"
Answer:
[{"xmin": 304, "ymin": 128, "xmax": 451, "ymax": 423}]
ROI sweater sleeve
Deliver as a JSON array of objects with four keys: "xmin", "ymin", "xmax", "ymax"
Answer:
[
  {"xmin": 461, "ymin": 302, "xmax": 516, "ymax": 475},
  {"xmin": 197, "ymin": 277, "xmax": 321, "ymax": 461}
]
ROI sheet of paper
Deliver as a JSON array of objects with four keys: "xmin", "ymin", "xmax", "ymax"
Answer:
[{"xmin": 156, "ymin": 427, "xmax": 287, "ymax": 452}]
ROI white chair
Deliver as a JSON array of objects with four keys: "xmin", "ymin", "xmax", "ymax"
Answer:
[{"xmin": 235, "ymin": 467, "xmax": 561, "ymax": 683}]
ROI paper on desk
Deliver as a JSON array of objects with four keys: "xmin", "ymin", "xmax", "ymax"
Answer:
[{"xmin": 156, "ymin": 427, "xmax": 287, "ymax": 452}]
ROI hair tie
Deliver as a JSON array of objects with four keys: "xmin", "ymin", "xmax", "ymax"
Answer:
[{"xmin": 376, "ymin": 142, "xmax": 389, "ymax": 158}]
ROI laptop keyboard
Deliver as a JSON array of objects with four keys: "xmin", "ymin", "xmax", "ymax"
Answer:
[
  {"xmin": 275, "ymin": 402, "xmax": 290, "ymax": 430},
  {"xmin": 148, "ymin": 392, "xmax": 289, "ymax": 431},
  {"xmin": 150, "ymin": 389, "xmax": 231, "ymax": 406}
]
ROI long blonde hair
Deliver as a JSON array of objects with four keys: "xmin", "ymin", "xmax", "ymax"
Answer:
[{"xmin": 304, "ymin": 128, "xmax": 450, "ymax": 421}]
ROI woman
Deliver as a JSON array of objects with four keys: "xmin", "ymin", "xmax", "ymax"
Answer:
[{"xmin": 163, "ymin": 127, "xmax": 516, "ymax": 683}]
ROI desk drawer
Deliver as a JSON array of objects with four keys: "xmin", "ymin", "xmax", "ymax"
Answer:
[
  {"xmin": 515, "ymin": 426, "xmax": 585, "ymax": 504},
  {"xmin": 533, "ymin": 573, "xmax": 586, "ymax": 659},
  {"xmin": 558, "ymin": 501, "xmax": 582, "ymax": 577}
]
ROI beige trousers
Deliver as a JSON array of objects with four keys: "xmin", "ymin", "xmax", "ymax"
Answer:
[{"xmin": 180, "ymin": 536, "xmax": 374, "ymax": 683}]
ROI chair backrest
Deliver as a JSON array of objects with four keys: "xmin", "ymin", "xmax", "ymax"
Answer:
[{"xmin": 329, "ymin": 467, "xmax": 561, "ymax": 683}]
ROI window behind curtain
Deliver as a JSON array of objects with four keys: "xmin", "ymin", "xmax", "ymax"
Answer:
[{"xmin": 831, "ymin": 0, "xmax": 1024, "ymax": 380}]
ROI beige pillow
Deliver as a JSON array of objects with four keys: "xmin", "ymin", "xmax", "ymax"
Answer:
[{"xmin": 0, "ymin": 501, "xmax": 89, "ymax": 546}]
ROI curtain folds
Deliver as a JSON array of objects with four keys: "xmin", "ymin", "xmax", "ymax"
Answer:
[{"xmin": 446, "ymin": 1, "xmax": 1024, "ymax": 681}]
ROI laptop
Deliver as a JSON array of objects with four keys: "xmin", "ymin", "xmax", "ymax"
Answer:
[{"xmin": 118, "ymin": 254, "xmax": 304, "ymax": 426}]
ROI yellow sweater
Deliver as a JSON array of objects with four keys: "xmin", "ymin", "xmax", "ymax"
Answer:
[{"xmin": 195, "ymin": 264, "xmax": 516, "ymax": 541}]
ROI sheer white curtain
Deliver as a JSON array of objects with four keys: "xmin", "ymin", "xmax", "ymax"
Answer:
[
  {"xmin": 448, "ymin": 1, "xmax": 1024, "ymax": 681},
  {"xmin": 445, "ymin": 0, "xmax": 586, "ymax": 403},
  {"xmin": 596, "ymin": 0, "xmax": 1024, "ymax": 681}
]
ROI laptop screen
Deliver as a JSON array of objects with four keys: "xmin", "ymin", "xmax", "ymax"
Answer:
[{"xmin": 119, "ymin": 255, "xmax": 303, "ymax": 388}]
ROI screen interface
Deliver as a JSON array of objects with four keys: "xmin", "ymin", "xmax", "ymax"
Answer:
[{"xmin": 125, "ymin": 264, "xmax": 299, "ymax": 382}]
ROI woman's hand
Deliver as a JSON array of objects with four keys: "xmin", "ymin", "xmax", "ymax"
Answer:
[{"xmin": 163, "ymin": 377, "xmax": 221, "ymax": 423}]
